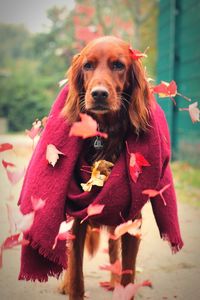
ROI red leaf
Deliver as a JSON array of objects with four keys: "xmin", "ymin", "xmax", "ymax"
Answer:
[
  {"xmin": 126, "ymin": 142, "xmax": 150, "ymax": 183},
  {"xmin": 2, "ymin": 233, "xmax": 29, "ymax": 249},
  {"xmin": 52, "ymin": 220, "xmax": 75, "ymax": 249},
  {"xmin": 31, "ymin": 196, "xmax": 46, "ymax": 211},
  {"xmin": 142, "ymin": 184, "xmax": 171, "ymax": 206},
  {"xmin": 114, "ymin": 219, "xmax": 142, "ymax": 239},
  {"xmin": 129, "ymin": 48, "xmax": 147, "ymax": 60},
  {"xmin": 69, "ymin": 113, "xmax": 108, "ymax": 139},
  {"xmin": 99, "ymin": 259, "xmax": 132, "ymax": 276},
  {"xmin": 2, "ymin": 160, "xmax": 15, "ymax": 168},
  {"xmin": 153, "ymin": 81, "xmax": 177, "ymax": 104},
  {"xmin": 0, "ymin": 143, "xmax": 13, "ymax": 152},
  {"xmin": 46, "ymin": 144, "xmax": 65, "ymax": 167},
  {"xmin": 25, "ymin": 120, "xmax": 42, "ymax": 140},
  {"xmin": 81, "ymin": 204, "xmax": 105, "ymax": 223},
  {"xmin": 5, "ymin": 167, "xmax": 26, "ymax": 185}
]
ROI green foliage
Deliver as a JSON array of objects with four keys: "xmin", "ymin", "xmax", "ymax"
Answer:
[
  {"xmin": 0, "ymin": 1, "xmax": 158, "ymax": 132},
  {"xmin": 0, "ymin": 60, "xmax": 57, "ymax": 131},
  {"xmin": 172, "ymin": 161, "xmax": 200, "ymax": 207}
]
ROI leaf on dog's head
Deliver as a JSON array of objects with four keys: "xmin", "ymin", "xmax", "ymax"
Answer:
[
  {"xmin": 129, "ymin": 47, "xmax": 147, "ymax": 60},
  {"xmin": 69, "ymin": 113, "xmax": 108, "ymax": 139},
  {"xmin": 46, "ymin": 144, "xmax": 65, "ymax": 167}
]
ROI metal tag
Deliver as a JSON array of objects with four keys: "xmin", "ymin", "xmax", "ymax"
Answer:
[{"xmin": 93, "ymin": 137, "xmax": 104, "ymax": 150}]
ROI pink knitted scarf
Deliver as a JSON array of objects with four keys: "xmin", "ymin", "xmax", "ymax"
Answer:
[{"xmin": 18, "ymin": 85, "xmax": 183, "ymax": 282}]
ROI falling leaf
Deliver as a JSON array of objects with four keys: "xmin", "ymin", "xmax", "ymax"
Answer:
[
  {"xmin": 81, "ymin": 204, "xmax": 105, "ymax": 223},
  {"xmin": 2, "ymin": 233, "xmax": 29, "ymax": 250},
  {"xmin": 6, "ymin": 204, "xmax": 35, "ymax": 233},
  {"xmin": 25, "ymin": 119, "xmax": 42, "ymax": 140},
  {"xmin": 114, "ymin": 219, "xmax": 142, "ymax": 239},
  {"xmin": 58, "ymin": 78, "xmax": 68, "ymax": 87},
  {"xmin": 129, "ymin": 47, "xmax": 147, "ymax": 60},
  {"xmin": 142, "ymin": 183, "xmax": 171, "ymax": 206},
  {"xmin": 2, "ymin": 160, "xmax": 15, "ymax": 168},
  {"xmin": 0, "ymin": 143, "xmax": 13, "ymax": 152},
  {"xmin": 31, "ymin": 196, "xmax": 46, "ymax": 211},
  {"xmin": 46, "ymin": 144, "xmax": 65, "ymax": 167},
  {"xmin": 126, "ymin": 142, "xmax": 150, "ymax": 183},
  {"xmin": 52, "ymin": 219, "xmax": 75, "ymax": 249},
  {"xmin": 6, "ymin": 167, "xmax": 26, "ymax": 185},
  {"xmin": 0, "ymin": 234, "xmax": 29, "ymax": 269},
  {"xmin": 179, "ymin": 102, "xmax": 200, "ymax": 123},
  {"xmin": 69, "ymin": 113, "xmax": 108, "ymax": 139},
  {"xmin": 153, "ymin": 80, "xmax": 177, "ymax": 97},
  {"xmin": 99, "ymin": 259, "xmax": 132, "ymax": 276},
  {"xmin": 81, "ymin": 160, "xmax": 113, "ymax": 192},
  {"xmin": 112, "ymin": 280, "xmax": 152, "ymax": 300}
]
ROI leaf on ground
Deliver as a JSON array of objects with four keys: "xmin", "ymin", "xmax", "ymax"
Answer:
[
  {"xmin": 112, "ymin": 280, "xmax": 152, "ymax": 300},
  {"xmin": 99, "ymin": 259, "xmax": 132, "ymax": 276}
]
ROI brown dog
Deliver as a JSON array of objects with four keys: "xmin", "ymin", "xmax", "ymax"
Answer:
[{"xmin": 59, "ymin": 36, "xmax": 152, "ymax": 300}]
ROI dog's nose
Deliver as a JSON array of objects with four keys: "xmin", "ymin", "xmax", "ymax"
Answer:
[{"xmin": 91, "ymin": 89, "xmax": 109, "ymax": 101}]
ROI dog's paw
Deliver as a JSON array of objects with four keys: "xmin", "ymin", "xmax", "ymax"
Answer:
[{"xmin": 57, "ymin": 281, "xmax": 69, "ymax": 295}]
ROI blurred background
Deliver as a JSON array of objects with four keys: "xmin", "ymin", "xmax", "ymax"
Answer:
[{"xmin": 0, "ymin": 1, "xmax": 200, "ymax": 299}]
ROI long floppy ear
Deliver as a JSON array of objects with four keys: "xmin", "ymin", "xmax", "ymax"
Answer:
[
  {"xmin": 128, "ymin": 59, "xmax": 152, "ymax": 134},
  {"xmin": 61, "ymin": 54, "xmax": 84, "ymax": 123}
]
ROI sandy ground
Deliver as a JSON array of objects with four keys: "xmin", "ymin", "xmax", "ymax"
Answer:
[{"xmin": 0, "ymin": 134, "xmax": 200, "ymax": 300}]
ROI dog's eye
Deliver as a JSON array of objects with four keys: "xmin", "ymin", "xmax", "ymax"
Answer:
[
  {"xmin": 112, "ymin": 61, "xmax": 125, "ymax": 70},
  {"xmin": 83, "ymin": 62, "xmax": 94, "ymax": 70}
]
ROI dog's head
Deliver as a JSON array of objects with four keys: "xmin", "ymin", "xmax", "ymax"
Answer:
[{"xmin": 62, "ymin": 36, "xmax": 152, "ymax": 133}]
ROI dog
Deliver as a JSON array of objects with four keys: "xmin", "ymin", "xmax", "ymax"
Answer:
[{"xmin": 59, "ymin": 36, "xmax": 152, "ymax": 300}]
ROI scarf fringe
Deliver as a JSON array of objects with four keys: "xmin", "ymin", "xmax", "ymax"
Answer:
[
  {"xmin": 18, "ymin": 269, "xmax": 61, "ymax": 282},
  {"xmin": 27, "ymin": 237, "xmax": 66, "ymax": 267},
  {"xmin": 161, "ymin": 233, "xmax": 184, "ymax": 254}
]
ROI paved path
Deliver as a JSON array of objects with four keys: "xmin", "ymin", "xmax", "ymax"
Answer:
[{"xmin": 0, "ymin": 135, "xmax": 200, "ymax": 300}]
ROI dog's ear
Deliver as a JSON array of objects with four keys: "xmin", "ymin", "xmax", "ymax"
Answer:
[
  {"xmin": 61, "ymin": 53, "xmax": 84, "ymax": 123},
  {"xmin": 127, "ymin": 59, "xmax": 152, "ymax": 134}
]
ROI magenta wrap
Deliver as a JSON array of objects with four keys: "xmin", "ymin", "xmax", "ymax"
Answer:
[{"xmin": 18, "ymin": 85, "xmax": 183, "ymax": 281}]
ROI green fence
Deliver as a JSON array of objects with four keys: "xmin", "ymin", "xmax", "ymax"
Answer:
[{"xmin": 157, "ymin": 0, "xmax": 200, "ymax": 163}]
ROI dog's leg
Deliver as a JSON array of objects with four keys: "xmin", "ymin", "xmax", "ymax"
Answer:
[
  {"xmin": 121, "ymin": 233, "xmax": 140, "ymax": 288},
  {"xmin": 67, "ymin": 219, "xmax": 88, "ymax": 300},
  {"xmin": 100, "ymin": 227, "xmax": 120, "ymax": 291}
]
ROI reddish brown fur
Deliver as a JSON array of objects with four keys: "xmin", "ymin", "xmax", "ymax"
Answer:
[{"xmin": 60, "ymin": 36, "xmax": 151, "ymax": 300}]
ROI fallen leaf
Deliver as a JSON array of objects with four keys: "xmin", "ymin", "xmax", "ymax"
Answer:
[
  {"xmin": 142, "ymin": 183, "xmax": 171, "ymax": 206},
  {"xmin": 52, "ymin": 219, "xmax": 75, "ymax": 249},
  {"xmin": 81, "ymin": 204, "xmax": 105, "ymax": 223},
  {"xmin": 0, "ymin": 143, "xmax": 13, "ymax": 152},
  {"xmin": 69, "ymin": 113, "xmax": 108, "ymax": 139},
  {"xmin": 114, "ymin": 219, "xmax": 142, "ymax": 239},
  {"xmin": 31, "ymin": 196, "xmax": 46, "ymax": 211},
  {"xmin": 46, "ymin": 144, "xmax": 65, "ymax": 167},
  {"xmin": 126, "ymin": 142, "xmax": 150, "ymax": 183}
]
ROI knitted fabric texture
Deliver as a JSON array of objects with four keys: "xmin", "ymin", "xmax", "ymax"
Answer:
[{"xmin": 18, "ymin": 85, "xmax": 183, "ymax": 282}]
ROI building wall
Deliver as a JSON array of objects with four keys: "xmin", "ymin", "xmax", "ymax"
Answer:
[{"xmin": 157, "ymin": 0, "xmax": 200, "ymax": 162}]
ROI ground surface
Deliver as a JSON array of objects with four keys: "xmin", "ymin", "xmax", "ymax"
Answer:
[{"xmin": 0, "ymin": 134, "xmax": 200, "ymax": 300}]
